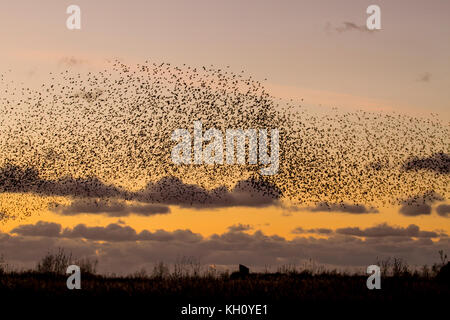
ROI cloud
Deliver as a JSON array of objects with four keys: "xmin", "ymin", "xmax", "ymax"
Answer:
[
  {"xmin": 399, "ymin": 203, "xmax": 432, "ymax": 216},
  {"xmin": 2, "ymin": 221, "xmax": 449, "ymax": 274},
  {"xmin": 138, "ymin": 229, "xmax": 202, "ymax": 243},
  {"xmin": 403, "ymin": 152, "xmax": 450, "ymax": 174},
  {"xmin": 58, "ymin": 56, "xmax": 87, "ymax": 67},
  {"xmin": 227, "ymin": 224, "xmax": 253, "ymax": 232},
  {"xmin": 0, "ymin": 165, "xmax": 281, "ymax": 210},
  {"xmin": 11, "ymin": 221, "xmax": 203, "ymax": 243},
  {"xmin": 306, "ymin": 202, "xmax": 378, "ymax": 214},
  {"xmin": 292, "ymin": 227, "xmax": 333, "ymax": 235},
  {"xmin": 292, "ymin": 223, "xmax": 443, "ymax": 238},
  {"xmin": 417, "ymin": 72, "xmax": 431, "ymax": 83},
  {"xmin": 335, "ymin": 22, "xmax": 375, "ymax": 34},
  {"xmin": 336, "ymin": 223, "xmax": 441, "ymax": 238},
  {"xmin": 11, "ymin": 221, "xmax": 62, "ymax": 237},
  {"xmin": 436, "ymin": 204, "xmax": 450, "ymax": 218},
  {"xmin": 135, "ymin": 176, "xmax": 282, "ymax": 208},
  {"xmin": 74, "ymin": 88, "xmax": 104, "ymax": 103},
  {"xmin": 0, "ymin": 164, "xmax": 126, "ymax": 198},
  {"xmin": 61, "ymin": 223, "xmax": 139, "ymax": 242},
  {"xmin": 50, "ymin": 199, "xmax": 170, "ymax": 217},
  {"xmin": 399, "ymin": 191, "xmax": 444, "ymax": 217}
]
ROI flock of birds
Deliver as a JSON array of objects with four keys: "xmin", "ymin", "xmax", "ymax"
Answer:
[{"xmin": 0, "ymin": 60, "xmax": 448, "ymax": 221}]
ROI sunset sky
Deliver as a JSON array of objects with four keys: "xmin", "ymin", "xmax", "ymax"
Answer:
[{"xmin": 0, "ymin": 0, "xmax": 448, "ymax": 274}]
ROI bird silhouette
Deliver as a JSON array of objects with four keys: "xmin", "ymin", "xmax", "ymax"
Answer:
[{"xmin": 0, "ymin": 60, "xmax": 448, "ymax": 221}]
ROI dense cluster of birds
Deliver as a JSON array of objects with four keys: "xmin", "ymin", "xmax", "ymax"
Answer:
[{"xmin": 0, "ymin": 60, "xmax": 448, "ymax": 221}]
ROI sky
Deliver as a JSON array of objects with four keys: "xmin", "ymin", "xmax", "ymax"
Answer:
[
  {"xmin": 1, "ymin": 0, "xmax": 449, "ymax": 117},
  {"xmin": 0, "ymin": 0, "xmax": 449, "ymax": 274}
]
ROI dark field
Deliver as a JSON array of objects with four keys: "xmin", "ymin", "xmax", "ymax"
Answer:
[
  {"xmin": 1, "ymin": 270, "xmax": 449, "ymax": 300},
  {"xmin": 1, "ymin": 253, "xmax": 449, "ymax": 318}
]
